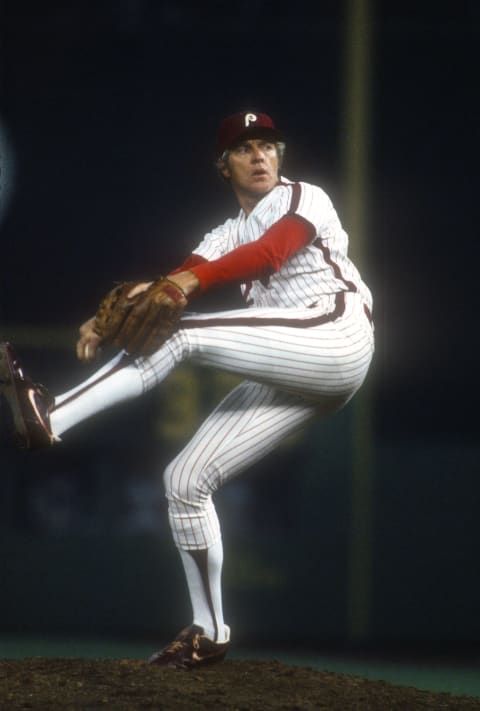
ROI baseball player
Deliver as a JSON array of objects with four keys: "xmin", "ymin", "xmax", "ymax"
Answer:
[{"xmin": 0, "ymin": 111, "xmax": 374, "ymax": 669}]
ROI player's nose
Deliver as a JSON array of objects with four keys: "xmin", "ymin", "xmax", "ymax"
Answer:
[{"xmin": 251, "ymin": 146, "xmax": 265, "ymax": 162}]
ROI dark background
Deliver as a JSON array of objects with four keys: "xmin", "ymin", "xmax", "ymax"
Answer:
[{"xmin": 0, "ymin": 1, "xmax": 478, "ymax": 652}]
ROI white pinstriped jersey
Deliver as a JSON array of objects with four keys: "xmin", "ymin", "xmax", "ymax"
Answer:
[
  {"xmin": 48, "ymin": 189, "xmax": 375, "ymax": 556},
  {"xmin": 192, "ymin": 177, "xmax": 373, "ymax": 312}
]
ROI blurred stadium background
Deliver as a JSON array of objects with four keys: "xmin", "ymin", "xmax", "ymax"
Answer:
[{"xmin": 0, "ymin": 0, "xmax": 479, "ymax": 697}]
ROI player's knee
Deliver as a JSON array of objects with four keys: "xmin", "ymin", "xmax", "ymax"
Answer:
[
  {"xmin": 163, "ymin": 458, "xmax": 220, "ymax": 507},
  {"xmin": 163, "ymin": 460, "xmax": 202, "ymax": 507}
]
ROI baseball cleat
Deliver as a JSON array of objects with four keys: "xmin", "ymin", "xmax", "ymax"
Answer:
[
  {"xmin": 0, "ymin": 342, "xmax": 59, "ymax": 450},
  {"xmin": 147, "ymin": 624, "xmax": 231, "ymax": 670}
]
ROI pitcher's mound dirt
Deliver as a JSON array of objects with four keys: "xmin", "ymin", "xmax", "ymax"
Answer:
[{"xmin": 1, "ymin": 658, "xmax": 479, "ymax": 710}]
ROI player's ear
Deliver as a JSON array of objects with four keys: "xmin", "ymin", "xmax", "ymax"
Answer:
[{"xmin": 216, "ymin": 157, "xmax": 231, "ymax": 180}]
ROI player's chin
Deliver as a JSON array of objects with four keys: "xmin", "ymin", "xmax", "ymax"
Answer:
[{"xmin": 249, "ymin": 177, "xmax": 276, "ymax": 195}]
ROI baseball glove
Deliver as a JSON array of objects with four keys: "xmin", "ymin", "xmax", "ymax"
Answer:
[{"xmin": 93, "ymin": 278, "xmax": 188, "ymax": 357}]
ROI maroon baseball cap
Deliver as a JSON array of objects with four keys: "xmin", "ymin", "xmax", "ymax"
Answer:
[{"xmin": 216, "ymin": 111, "xmax": 283, "ymax": 156}]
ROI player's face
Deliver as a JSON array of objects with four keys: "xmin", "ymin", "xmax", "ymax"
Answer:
[{"xmin": 221, "ymin": 139, "xmax": 279, "ymax": 206}]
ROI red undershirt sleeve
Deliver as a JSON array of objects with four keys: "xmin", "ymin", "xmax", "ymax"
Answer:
[
  {"xmin": 185, "ymin": 214, "xmax": 315, "ymax": 293},
  {"xmin": 169, "ymin": 253, "xmax": 209, "ymax": 274}
]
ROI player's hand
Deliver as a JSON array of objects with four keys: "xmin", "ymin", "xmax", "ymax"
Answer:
[{"xmin": 76, "ymin": 317, "xmax": 102, "ymax": 363}]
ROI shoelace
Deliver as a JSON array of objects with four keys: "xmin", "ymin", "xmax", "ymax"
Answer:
[
  {"xmin": 164, "ymin": 641, "xmax": 185, "ymax": 655},
  {"xmin": 164, "ymin": 634, "xmax": 201, "ymax": 656}
]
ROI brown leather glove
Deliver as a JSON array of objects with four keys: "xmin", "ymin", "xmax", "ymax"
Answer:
[{"xmin": 93, "ymin": 278, "xmax": 188, "ymax": 357}]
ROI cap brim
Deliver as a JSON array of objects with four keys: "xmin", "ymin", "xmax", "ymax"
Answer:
[{"xmin": 221, "ymin": 126, "xmax": 283, "ymax": 155}]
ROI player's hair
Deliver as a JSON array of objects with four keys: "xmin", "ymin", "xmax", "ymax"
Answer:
[{"xmin": 215, "ymin": 141, "xmax": 286, "ymax": 180}]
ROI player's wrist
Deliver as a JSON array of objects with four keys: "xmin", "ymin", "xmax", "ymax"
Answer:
[{"xmin": 166, "ymin": 270, "xmax": 200, "ymax": 298}]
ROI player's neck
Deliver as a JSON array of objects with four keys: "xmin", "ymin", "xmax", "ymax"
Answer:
[{"xmin": 234, "ymin": 187, "xmax": 270, "ymax": 215}]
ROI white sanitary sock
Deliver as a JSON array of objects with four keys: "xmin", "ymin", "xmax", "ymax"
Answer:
[
  {"xmin": 178, "ymin": 539, "xmax": 227, "ymax": 643},
  {"xmin": 50, "ymin": 353, "xmax": 144, "ymax": 437}
]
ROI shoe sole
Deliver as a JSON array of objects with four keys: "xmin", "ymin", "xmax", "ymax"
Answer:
[
  {"xmin": 148, "ymin": 649, "xmax": 228, "ymax": 669},
  {"xmin": 0, "ymin": 343, "xmax": 29, "ymax": 448},
  {"xmin": 148, "ymin": 634, "xmax": 230, "ymax": 669}
]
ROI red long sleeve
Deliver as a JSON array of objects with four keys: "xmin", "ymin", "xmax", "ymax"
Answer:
[
  {"xmin": 170, "ymin": 253, "xmax": 208, "ymax": 274},
  {"xmin": 188, "ymin": 215, "xmax": 315, "ymax": 292}
]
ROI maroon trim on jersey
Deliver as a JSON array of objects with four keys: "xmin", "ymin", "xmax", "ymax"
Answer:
[
  {"xmin": 288, "ymin": 181, "xmax": 302, "ymax": 213},
  {"xmin": 49, "ymin": 353, "xmax": 132, "ymax": 412},
  {"xmin": 364, "ymin": 304, "xmax": 373, "ymax": 324},
  {"xmin": 285, "ymin": 181, "xmax": 358, "ymax": 293},
  {"xmin": 180, "ymin": 291, "xmax": 346, "ymax": 330},
  {"xmin": 312, "ymin": 237, "xmax": 358, "ymax": 292}
]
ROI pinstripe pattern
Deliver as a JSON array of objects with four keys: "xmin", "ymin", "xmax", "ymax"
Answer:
[
  {"xmin": 164, "ymin": 381, "xmax": 319, "ymax": 549},
  {"xmin": 134, "ymin": 292, "xmax": 374, "ymax": 549},
  {"xmin": 191, "ymin": 178, "xmax": 373, "ymax": 311},
  {"xmin": 139, "ymin": 293, "xmax": 373, "ymax": 399},
  {"xmin": 48, "ymin": 176, "xmax": 374, "ymax": 553}
]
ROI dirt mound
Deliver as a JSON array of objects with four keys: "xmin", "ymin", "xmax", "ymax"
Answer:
[{"xmin": 1, "ymin": 658, "xmax": 479, "ymax": 710}]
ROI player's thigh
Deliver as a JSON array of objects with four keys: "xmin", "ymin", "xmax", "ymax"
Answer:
[
  {"xmin": 184, "ymin": 323, "xmax": 370, "ymax": 400},
  {"xmin": 163, "ymin": 380, "xmax": 328, "ymax": 502}
]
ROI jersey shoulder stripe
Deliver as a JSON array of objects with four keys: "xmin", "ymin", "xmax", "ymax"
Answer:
[
  {"xmin": 288, "ymin": 182, "xmax": 302, "ymax": 213},
  {"xmin": 283, "ymin": 179, "xmax": 360, "ymax": 294}
]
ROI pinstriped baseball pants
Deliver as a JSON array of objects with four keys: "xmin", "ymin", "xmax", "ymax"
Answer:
[{"xmin": 135, "ymin": 292, "xmax": 374, "ymax": 550}]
